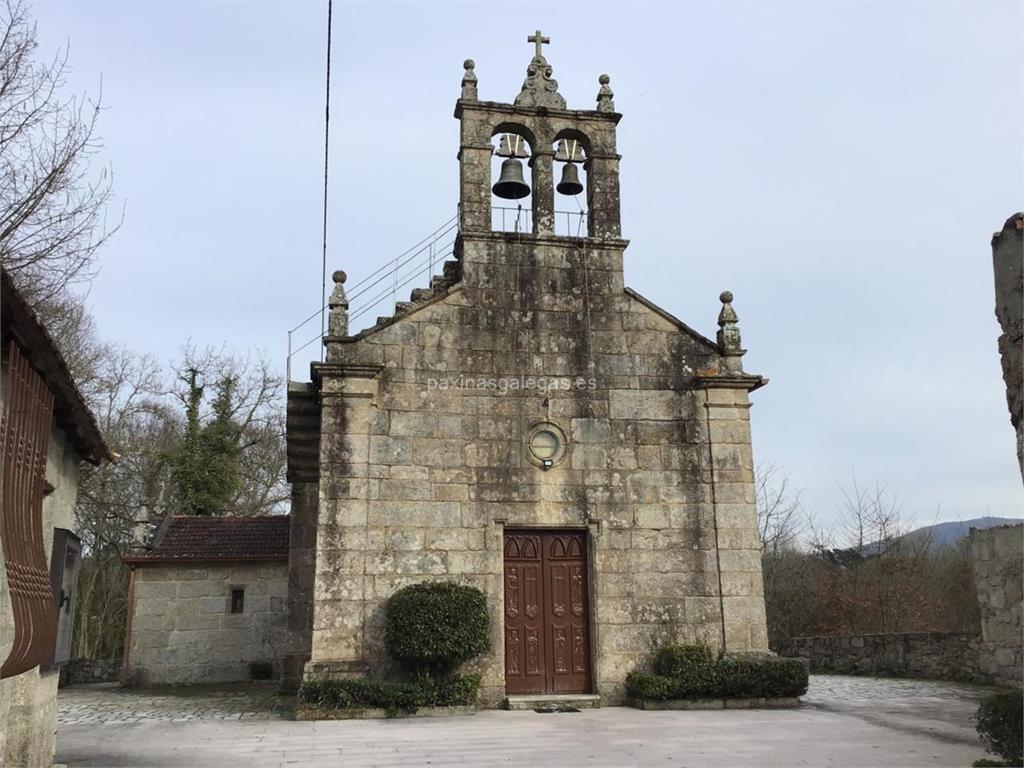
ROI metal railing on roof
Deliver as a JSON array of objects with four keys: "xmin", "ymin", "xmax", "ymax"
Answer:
[
  {"xmin": 286, "ymin": 213, "xmax": 458, "ymax": 380},
  {"xmin": 286, "ymin": 205, "xmax": 590, "ymax": 380}
]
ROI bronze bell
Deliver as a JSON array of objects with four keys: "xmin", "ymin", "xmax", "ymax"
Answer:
[
  {"xmin": 556, "ymin": 162, "xmax": 583, "ymax": 196},
  {"xmin": 492, "ymin": 158, "xmax": 530, "ymax": 200}
]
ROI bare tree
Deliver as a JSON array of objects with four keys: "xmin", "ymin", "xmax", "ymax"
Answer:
[
  {"xmin": 0, "ymin": 0, "xmax": 120, "ymax": 304},
  {"xmin": 756, "ymin": 462, "xmax": 806, "ymax": 556},
  {"xmin": 73, "ymin": 344, "xmax": 177, "ymax": 659}
]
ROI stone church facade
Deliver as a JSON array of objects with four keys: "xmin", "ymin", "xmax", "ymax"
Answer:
[{"xmin": 286, "ymin": 36, "xmax": 770, "ymax": 705}]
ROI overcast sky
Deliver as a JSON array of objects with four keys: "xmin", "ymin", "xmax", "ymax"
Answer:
[{"xmin": 34, "ymin": 1, "xmax": 1023, "ymax": 530}]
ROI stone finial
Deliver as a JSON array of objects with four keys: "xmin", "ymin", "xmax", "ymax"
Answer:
[
  {"xmin": 514, "ymin": 29, "xmax": 567, "ymax": 110},
  {"xmin": 717, "ymin": 290, "xmax": 743, "ymax": 356},
  {"xmin": 328, "ymin": 270, "xmax": 349, "ymax": 337},
  {"xmin": 460, "ymin": 59, "xmax": 478, "ymax": 101},
  {"xmin": 596, "ymin": 74, "xmax": 615, "ymax": 113}
]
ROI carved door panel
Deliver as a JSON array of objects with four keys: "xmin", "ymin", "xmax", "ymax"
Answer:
[
  {"xmin": 503, "ymin": 533, "xmax": 544, "ymax": 694},
  {"xmin": 504, "ymin": 530, "xmax": 590, "ymax": 695}
]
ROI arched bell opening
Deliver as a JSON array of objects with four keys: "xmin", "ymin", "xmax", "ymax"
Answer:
[
  {"xmin": 552, "ymin": 135, "xmax": 589, "ymax": 238},
  {"xmin": 490, "ymin": 132, "xmax": 533, "ymax": 234}
]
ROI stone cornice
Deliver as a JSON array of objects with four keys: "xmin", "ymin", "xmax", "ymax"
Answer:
[
  {"xmin": 695, "ymin": 374, "xmax": 768, "ymax": 392},
  {"xmin": 454, "ymin": 99, "xmax": 622, "ymax": 125},
  {"xmin": 459, "ymin": 230, "xmax": 629, "ymax": 250},
  {"xmin": 311, "ymin": 362, "xmax": 384, "ymax": 383}
]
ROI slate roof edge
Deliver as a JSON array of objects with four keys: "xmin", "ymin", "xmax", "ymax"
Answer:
[{"xmin": 122, "ymin": 554, "xmax": 289, "ymax": 565}]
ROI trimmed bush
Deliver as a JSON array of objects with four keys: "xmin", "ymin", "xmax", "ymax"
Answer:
[
  {"xmin": 298, "ymin": 674, "xmax": 482, "ymax": 717},
  {"xmin": 653, "ymin": 645, "xmax": 716, "ymax": 696},
  {"xmin": 384, "ymin": 581, "xmax": 490, "ymax": 675},
  {"xmin": 626, "ymin": 645, "xmax": 808, "ymax": 701},
  {"xmin": 975, "ymin": 689, "xmax": 1023, "ymax": 767},
  {"xmin": 625, "ymin": 673, "xmax": 680, "ymax": 701},
  {"xmin": 715, "ymin": 657, "xmax": 808, "ymax": 699}
]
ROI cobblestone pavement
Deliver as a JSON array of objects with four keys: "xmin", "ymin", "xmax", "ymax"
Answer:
[
  {"xmin": 55, "ymin": 675, "xmax": 994, "ymax": 767},
  {"xmin": 58, "ymin": 682, "xmax": 290, "ymax": 724}
]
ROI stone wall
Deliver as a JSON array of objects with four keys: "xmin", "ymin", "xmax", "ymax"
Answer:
[
  {"xmin": 59, "ymin": 658, "xmax": 123, "ymax": 687},
  {"xmin": 991, "ymin": 213, "xmax": 1024, "ymax": 479},
  {"xmin": 970, "ymin": 524, "xmax": 1023, "ymax": 685},
  {"xmin": 125, "ymin": 561, "xmax": 290, "ymax": 685},
  {"xmin": 0, "ymin": 424, "xmax": 81, "ymax": 767},
  {"xmin": 771, "ymin": 632, "xmax": 984, "ymax": 682}
]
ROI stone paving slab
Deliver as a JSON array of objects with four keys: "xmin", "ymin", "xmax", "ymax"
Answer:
[{"xmin": 55, "ymin": 676, "xmax": 994, "ymax": 767}]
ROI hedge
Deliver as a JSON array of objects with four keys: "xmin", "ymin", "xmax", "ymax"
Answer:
[
  {"xmin": 384, "ymin": 581, "xmax": 490, "ymax": 675},
  {"xmin": 975, "ymin": 689, "xmax": 1023, "ymax": 767},
  {"xmin": 626, "ymin": 644, "xmax": 809, "ymax": 701},
  {"xmin": 652, "ymin": 644, "xmax": 716, "ymax": 697},
  {"xmin": 298, "ymin": 674, "xmax": 482, "ymax": 717}
]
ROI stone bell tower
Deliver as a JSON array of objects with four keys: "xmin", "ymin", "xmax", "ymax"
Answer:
[
  {"xmin": 456, "ymin": 30, "xmax": 622, "ymax": 240},
  {"xmin": 287, "ymin": 32, "xmax": 770, "ymax": 704}
]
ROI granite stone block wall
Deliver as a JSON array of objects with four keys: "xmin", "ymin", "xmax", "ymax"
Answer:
[
  {"xmin": 771, "ymin": 632, "xmax": 983, "ymax": 682},
  {"xmin": 304, "ymin": 235, "xmax": 769, "ymax": 704},
  {"xmin": 970, "ymin": 524, "xmax": 1023, "ymax": 685},
  {"xmin": 125, "ymin": 561, "xmax": 290, "ymax": 685}
]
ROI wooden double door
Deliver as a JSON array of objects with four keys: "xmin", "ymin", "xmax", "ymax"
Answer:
[{"xmin": 503, "ymin": 530, "xmax": 591, "ymax": 694}]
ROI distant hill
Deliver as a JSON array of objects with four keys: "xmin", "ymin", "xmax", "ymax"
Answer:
[
  {"xmin": 898, "ymin": 517, "xmax": 1022, "ymax": 549},
  {"xmin": 853, "ymin": 517, "xmax": 1021, "ymax": 557}
]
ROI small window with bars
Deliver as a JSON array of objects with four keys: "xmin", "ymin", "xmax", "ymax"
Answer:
[{"xmin": 230, "ymin": 587, "xmax": 245, "ymax": 614}]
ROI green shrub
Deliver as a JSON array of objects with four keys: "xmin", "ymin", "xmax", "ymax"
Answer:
[
  {"xmin": 298, "ymin": 673, "xmax": 482, "ymax": 716},
  {"xmin": 627, "ymin": 645, "xmax": 808, "ymax": 701},
  {"xmin": 384, "ymin": 581, "xmax": 490, "ymax": 675},
  {"xmin": 715, "ymin": 657, "xmax": 808, "ymax": 699},
  {"xmin": 422, "ymin": 673, "xmax": 484, "ymax": 706},
  {"xmin": 653, "ymin": 645, "xmax": 716, "ymax": 696},
  {"xmin": 625, "ymin": 673, "xmax": 680, "ymax": 701},
  {"xmin": 975, "ymin": 689, "xmax": 1023, "ymax": 767}
]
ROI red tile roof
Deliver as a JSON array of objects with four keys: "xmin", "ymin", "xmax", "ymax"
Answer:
[{"xmin": 124, "ymin": 516, "xmax": 290, "ymax": 564}]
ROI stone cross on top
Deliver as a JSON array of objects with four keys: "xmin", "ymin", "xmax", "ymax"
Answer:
[
  {"xmin": 515, "ymin": 29, "xmax": 565, "ymax": 109},
  {"xmin": 528, "ymin": 30, "xmax": 550, "ymax": 60}
]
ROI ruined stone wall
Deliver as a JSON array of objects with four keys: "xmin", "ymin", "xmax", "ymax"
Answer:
[
  {"xmin": 992, "ymin": 213, "xmax": 1023, "ymax": 479},
  {"xmin": 307, "ymin": 229, "xmax": 768, "ymax": 704},
  {"xmin": 771, "ymin": 632, "xmax": 983, "ymax": 682},
  {"xmin": 970, "ymin": 524, "xmax": 1023, "ymax": 685},
  {"xmin": 0, "ymin": 425, "xmax": 80, "ymax": 768},
  {"xmin": 126, "ymin": 561, "xmax": 289, "ymax": 685}
]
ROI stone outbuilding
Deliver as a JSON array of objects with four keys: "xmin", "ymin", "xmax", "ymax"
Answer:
[
  {"xmin": 0, "ymin": 269, "xmax": 114, "ymax": 767},
  {"xmin": 122, "ymin": 515, "xmax": 291, "ymax": 685},
  {"xmin": 286, "ymin": 35, "xmax": 771, "ymax": 705}
]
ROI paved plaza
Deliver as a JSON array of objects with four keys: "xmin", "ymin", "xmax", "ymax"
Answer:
[{"xmin": 55, "ymin": 675, "xmax": 995, "ymax": 767}]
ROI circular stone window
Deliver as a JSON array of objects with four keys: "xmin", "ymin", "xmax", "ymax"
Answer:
[{"xmin": 526, "ymin": 423, "xmax": 568, "ymax": 469}]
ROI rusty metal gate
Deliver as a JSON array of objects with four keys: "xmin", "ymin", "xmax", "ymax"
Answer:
[
  {"xmin": 503, "ymin": 530, "xmax": 591, "ymax": 695},
  {"xmin": 1, "ymin": 342, "xmax": 58, "ymax": 678}
]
